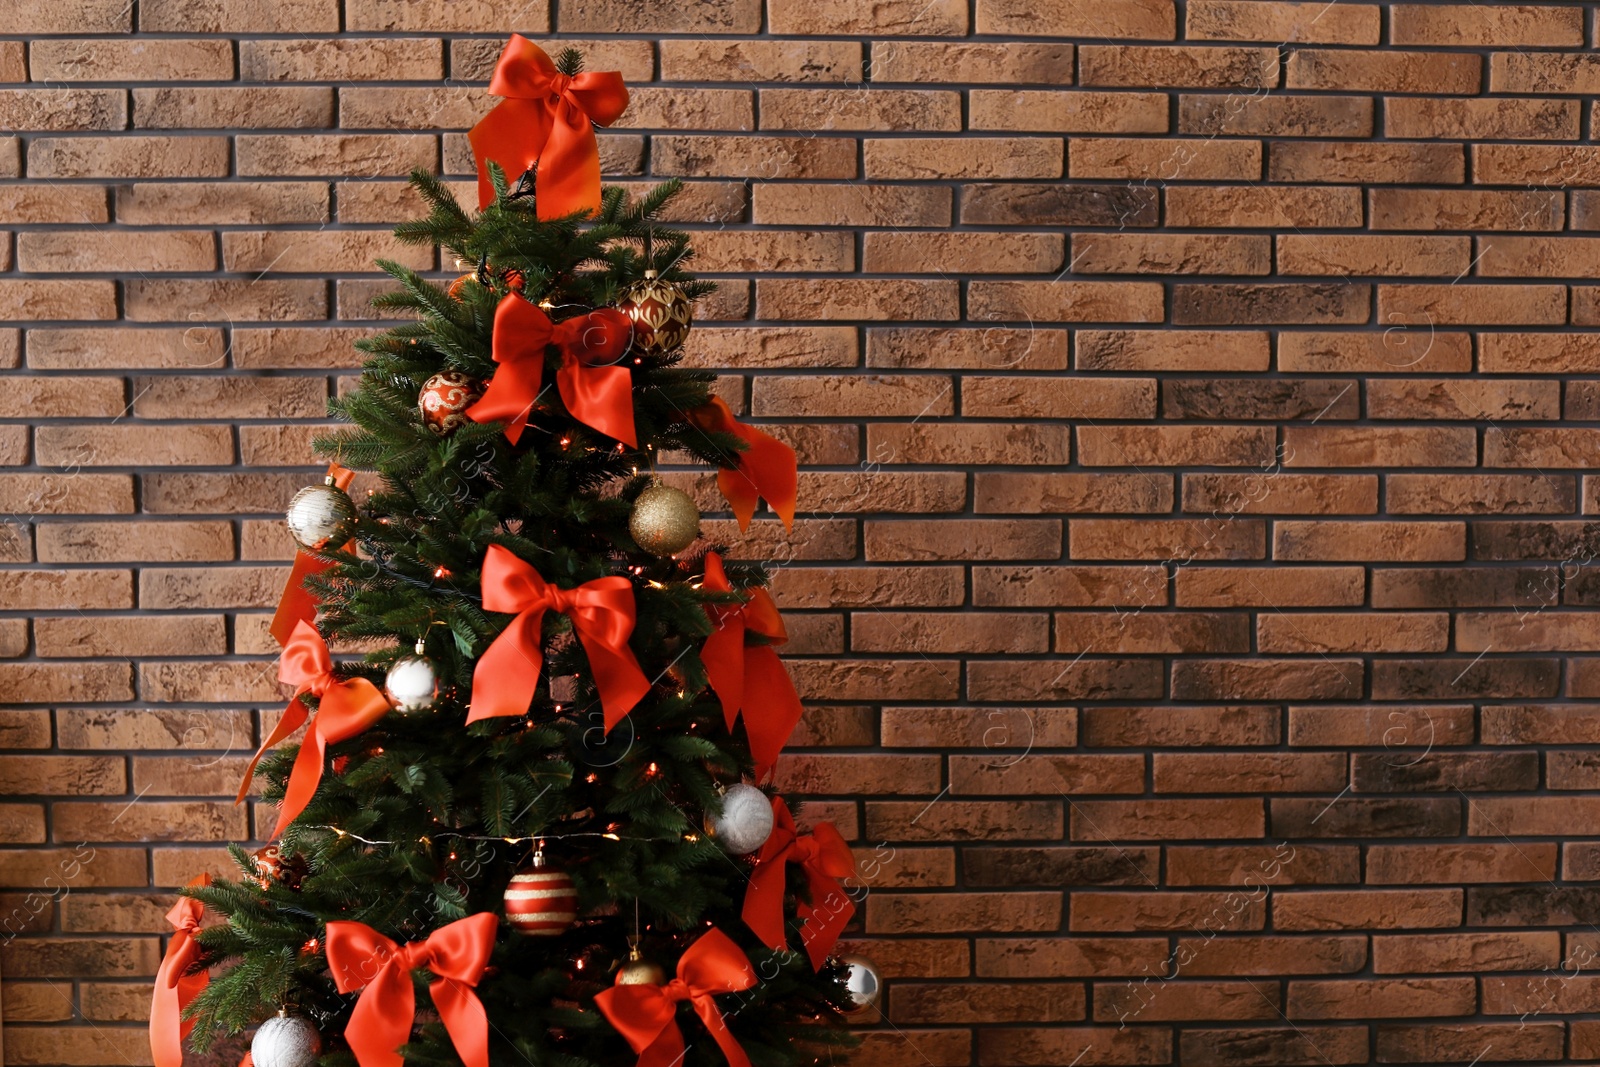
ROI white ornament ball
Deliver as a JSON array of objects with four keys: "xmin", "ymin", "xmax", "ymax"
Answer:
[
  {"xmin": 385, "ymin": 644, "xmax": 438, "ymax": 714},
  {"xmin": 705, "ymin": 783, "xmax": 774, "ymax": 856},
  {"xmin": 285, "ymin": 480, "xmax": 358, "ymax": 551},
  {"xmin": 252, "ymin": 1011, "xmax": 323, "ymax": 1067},
  {"xmin": 838, "ymin": 955, "xmax": 882, "ymax": 1016}
]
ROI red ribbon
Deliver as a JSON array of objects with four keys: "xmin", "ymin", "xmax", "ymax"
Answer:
[
  {"xmin": 150, "ymin": 874, "xmax": 211, "ymax": 1067},
  {"xmin": 468, "ymin": 545, "xmax": 649, "ymax": 731},
  {"xmin": 742, "ymin": 798, "xmax": 856, "ymax": 970},
  {"xmin": 700, "ymin": 552, "xmax": 803, "ymax": 780},
  {"xmin": 686, "ymin": 398, "xmax": 796, "ymax": 531},
  {"xmin": 595, "ymin": 929, "xmax": 756, "ymax": 1067},
  {"xmin": 325, "ymin": 913, "xmax": 498, "ymax": 1067},
  {"xmin": 270, "ymin": 464, "xmax": 356, "ymax": 647},
  {"xmin": 236, "ymin": 620, "xmax": 392, "ymax": 839},
  {"xmin": 466, "ymin": 294, "xmax": 637, "ymax": 448},
  {"xmin": 467, "ymin": 35, "xmax": 630, "ymax": 217}
]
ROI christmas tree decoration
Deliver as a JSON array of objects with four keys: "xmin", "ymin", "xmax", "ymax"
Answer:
[
  {"xmin": 285, "ymin": 476, "xmax": 358, "ymax": 551},
  {"xmin": 325, "ymin": 913, "xmax": 498, "ymax": 1067},
  {"xmin": 469, "ymin": 544, "xmax": 649, "ymax": 730},
  {"xmin": 837, "ymin": 955, "xmax": 882, "ymax": 1015},
  {"xmin": 700, "ymin": 551, "xmax": 803, "ymax": 779},
  {"xmin": 615, "ymin": 942, "xmax": 666, "ymax": 986},
  {"xmin": 705, "ymin": 782, "xmax": 775, "ymax": 856},
  {"xmin": 270, "ymin": 465, "xmax": 356, "ymax": 646},
  {"xmin": 617, "ymin": 270, "xmax": 693, "ymax": 357},
  {"xmin": 467, "ymin": 35, "xmax": 629, "ymax": 215},
  {"xmin": 503, "ymin": 849, "xmax": 578, "ymax": 936},
  {"xmin": 447, "ymin": 273, "xmax": 478, "ymax": 300},
  {"xmin": 685, "ymin": 397, "xmax": 798, "ymax": 531},
  {"xmin": 418, "ymin": 371, "xmax": 484, "ymax": 436},
  {"xmin": 595, "ymin": 929, "xmax": 756, "ymax": 1067},
  {"xmin": 628, "ymin": 484, "xmax": 700, "ymax": 556},
  {"xmin": 744, "ymin": 798, "xmax": 856, "ymax": 969},
  {"xmin": 235, "ymin": 620, "xmax": 392, "ymax": 840},
  {"xmin": 250, "ymin": 846, "xmax": 307, "ymax": 892},
  {"xmin": 250, "ymin": 1011, "xmax": 322, "ymax": 1067},
  {"xmin": 384, "ymin": 638, "xmax": 439, "ymax": 713},
  {"xmin": 151, "ymin": 875, "xmax": 211, "ymax": 1067},
  {"xmin": 465, "ymin": 295, "xmax": 637, "ymax": 447}
]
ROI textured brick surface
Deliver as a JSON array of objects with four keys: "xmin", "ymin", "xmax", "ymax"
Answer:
[{"xmin": 3, "ymin": 3, "xmax": 1600, "ymax": 1062}]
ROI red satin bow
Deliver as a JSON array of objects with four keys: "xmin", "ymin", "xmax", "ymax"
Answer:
[
  {"xmin": 700, "ymin": 552, "xmax": 803, "ymax": 780},
  {"xmin": 466, "ymin": 295, "xmax": 637, "ymax": 448},
  {"xmin": 469, "ymin": 545, "xmax": 650, "ymax": 731},
  {"xmin": 236, "ymin": 620, "xmax": 392, "ymax": 839},
  {"xmin": 687, "ymin": 397, "xmax": 796, "ymax": 531},
  {"xmin": 595, "ymin": 929, "xmax": 756, "ymax": 1067},
  {"xmin": 743, "ymin": 798, "xmax": 856, "ymax": 970},
  {"xmin": 150, "ymin": 874, "xmax": 211, "ymax": 1067},
  {"xmin": 468, "ymin": 35, "xmax": 630, "ymax": 217},
  {"xmin": 326, "ymin": 913, "xmax": 499, "ymax": 1067},
  {"xmin": 270, "ymin": 463, "xmax": 355, "ymax": 647}
]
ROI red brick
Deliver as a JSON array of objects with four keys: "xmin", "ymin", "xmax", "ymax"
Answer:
[
  {"xmin": 1370, "ymin": 188, "xmax": 1563, "ymax": 231},
  {"xmin": 976, "ymin": 0, "xmax": 1176, "ymax": 39},
  {"xmin": 1070, "ymin": 136, "xmax": 1261, "ymax": 180},
  {"xmin": 1271, "ymin": 140, "xmax": 1465, "ymax": 184},
  {"xmin": 1366, "ymin": 843, "xmax": 1556, "ymax": 884},
  {"xmin": 870, "ymin": 42, "xmax": 1073, "ymax": 84},
  {"xmin": 1069, "ymin": 799, "xmax": 1264, "ymax": 842},
  {"xmin": 1274, "ymin": 890, "xmax": 1464, "ymax": 930},
  {"xmin": 1288, "ymin": 978, "xmax": 1474, "ymax": 1019},
  {"xmin": 1392, "ymin": 3, "xmax": 1582, "ymax": 46}
]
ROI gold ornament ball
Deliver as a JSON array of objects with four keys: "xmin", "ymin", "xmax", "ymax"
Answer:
[
  {"xmin": 629, "ymin": 485, "xmax": 700, "ymax": 557},
  {"xmin": 285, "ymin": 478, "xmax": 358, "ymax": 551},
  {"xmin": 616, "ymin": 946, "xmax": 666, "ymax": 986},
  {"xmin": 618, "ymin": 270, "xmax": 693, "ymax": 357}
]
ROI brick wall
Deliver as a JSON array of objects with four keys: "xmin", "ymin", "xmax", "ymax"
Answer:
[{"xmin": 3, "ymin": 0, "xmax": 1600, "ymax": 1064}]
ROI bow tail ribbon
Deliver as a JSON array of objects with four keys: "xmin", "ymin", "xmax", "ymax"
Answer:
[
  {"xmin": 556, "ymin": 360, "xmax": 637, "ymax": 448},
  {"xmin": 740, "ymin": 838, "xmax": 790, "ymax": 952},
  {"xmin": 699, "ymin": 612, "xmax": 746, "ymax": 732},
  {"xmin": 268, "ymin": 676, "xmax": 389, "ymax": 839},
  {"xmin": 466, "ymin": 606, "xmax": 546, "ymax": 723},
  {"xmin": 327, "ymin": 914, "xmax": 498, "ymax": 1067},
  {"xmin": 689, "ymin": 397, "xmax": 797, "ymax": 531},
  {"xmin": 741, "ymin": 644, "xmax": 803, "ymax": 780},
  {"xmin": 465, "ymin": 294, "xmax": 554, "ymax": 445},
  {"xmin": 595, "ymin": 929, "xmax": 755, "ymax": 1067},
  {"xmin": 150, "ymin": 875, "xmax": 211, "ymax": 1067},
  {"xmin": 796, "ymin": 822, "xmax": 858, "ymax": 969}
]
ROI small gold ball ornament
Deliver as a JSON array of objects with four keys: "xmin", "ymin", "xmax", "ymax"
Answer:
[
  {"xmin": 285, "ymin": 476, "xmax": 358, "ymax": 551},
  {"xmin": 617, "ymin": 270, "xmax": 693, "ymax": 357},
  {"xmin": 615, "ymin": 943, "xmax": 666, "ymax": 986},
  {"xmin": 629, "ymin": 485, "xmax": 700, "ymax": 557}
]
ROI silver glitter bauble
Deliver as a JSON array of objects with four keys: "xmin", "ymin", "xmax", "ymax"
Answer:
[
  {"xmin": 285, "ymin": 478, "xmax": 357, "ymax": 551},
  {"xmin": 838, "ymin": 955, "xmax": 882, "ymax": 1016},
  {"xmin": 628, "ymin": 485, "xmax": 700, "ymax": 557},
  {"xmin": 252, "ymin": 1011, "xmax": 323, "ymax": 1067},
  {"xmin": 704, "ymin": 783, "xmax": 774, "ymax": 855},
  {"xmin": 384, "ymin": 639, "xmax": 438, "ymax": 714}
]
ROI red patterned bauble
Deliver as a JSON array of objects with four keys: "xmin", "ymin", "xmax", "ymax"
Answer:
[
  {"xmin": 503, "ymin": 851, "xmax": 577, "ymax": 936},
  {"xmin": 418, "ymin": 371, "xmax": 484, "ymax": 436},
  {"xmin": 617, "ymin": 270, "xmax": 692, "ymax": 357},
  {"xmin": 252, "ymin": 845, "xmax": 308, "ymax": 891}
]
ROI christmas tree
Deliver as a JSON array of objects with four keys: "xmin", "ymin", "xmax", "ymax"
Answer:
[{"xmin": 149, "ymin": 38, "xmax": 875, "ymax": 1067}]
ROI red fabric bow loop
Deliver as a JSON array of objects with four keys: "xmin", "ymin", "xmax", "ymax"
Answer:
[
  {"xmin": 150, "ymin": 874, "xmax": 211, "ymax": 1067},
  {"xmin": 468, "ymin": 545, "xmax": 650, "ymax": 731},
  {"xmin": 686, "ymin": 397, "xmax": 796, "ymax": 531},
  {"xmin": 465, "ymin": 295, "xmax": 637, "ymax": 447},
  {"xmin": 325, "ymin": 913, "xmax": 499, "ymax": 1067},
  {"xmin": 742, "ymin": 798, "xmax": 857, "ymax": 969},
  {"xmin": 594, "ymin": 929, "xmax": 756, "ymax": 1067},
  {"xmin": 699, "ymin": 552, "xmax": 803, "ymax": 779},
  {"xmin": 467, "ymin": 35, "xmax": 630, "ymax": 217},
  {"xmin": 236, "ymin": 620, "xmax": 392, "ymax": 839}
]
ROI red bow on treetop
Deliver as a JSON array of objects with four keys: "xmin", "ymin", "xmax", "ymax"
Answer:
[
  {"xmin": 325, "ymin": 913, "xmax": 499, "ymax": 1067},
  {"xmin": 469, "ymin": 544, "xmax": 650, "ymax": 731},
  {"xmin": 270, "ymin": 463, "xmax": 355, "ymax": 647},
  {"xmin": 594, "ymin": 928, "xmax": 756, "ymax": 1067},
  {"xmin": 699, "ymin": 551, "xmax": 803, "ymax": 780},
  {"xmin": 466, "ymin": 294, "xmax": 638, "ymax": 448},
  {"xmin": 236, "ymin": 620, "xmax": 392, "ymax": 839},
  {"xmin": 467, "ymin": 35, "xmax": 630, "ymax": 217},
  {"xmin": 150, "ymin": 874, "xmax": 211, "ymax": 1067},
  {"xmin": 686, "ymin": 397, "xmax": 796, "ymax": 531},
  {"xmin": 742, "ymin": 797, "xmax": 856, "ymax": 970}
]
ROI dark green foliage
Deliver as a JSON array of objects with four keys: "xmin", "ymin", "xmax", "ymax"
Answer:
[{"xmin": 179, "ymin": 169, "xmax": 858, "ymax": 1067}]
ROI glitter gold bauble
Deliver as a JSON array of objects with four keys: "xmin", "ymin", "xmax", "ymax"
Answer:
[
  {"xmin": 285, "ymin": 478, "xmax": 358, "ymax": 551},
  {"xmin": 617, "ymin": 270, "xmax": 692, "ymax": 357},
  {"xmin": 418, "ymin": 371, "xmax": 484, "ymax": 436},
  {"xmin": 628, "ymin": 485, "xmax": 700, "ymax": 557},
  {"xmin": 615, "ymin": 945, "xmax": 666, "ymax": 986}
]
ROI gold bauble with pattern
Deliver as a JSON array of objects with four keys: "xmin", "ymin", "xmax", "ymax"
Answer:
[{"xmin": 617, "ymin": 270, "xmax": 692, "ymax": 357}]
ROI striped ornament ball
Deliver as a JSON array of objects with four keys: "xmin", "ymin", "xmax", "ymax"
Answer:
[{"xmin": 503, "ymin": 859, "xmax": 578, "ymax": 936}]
